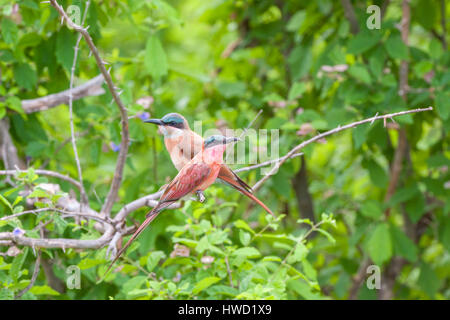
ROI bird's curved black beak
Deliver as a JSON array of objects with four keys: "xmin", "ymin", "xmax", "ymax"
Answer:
[
  {"xmin": 144, "ymin": 119, "xmax": 164, "ymax": 126},
  {"xmin": 225, "ymin": 137, "xmax": 240, "ymax": 144}
]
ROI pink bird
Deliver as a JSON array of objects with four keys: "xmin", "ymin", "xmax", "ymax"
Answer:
[{"xmin": 104, "ymin": 135, "xmax": 238, "ymax": 276}]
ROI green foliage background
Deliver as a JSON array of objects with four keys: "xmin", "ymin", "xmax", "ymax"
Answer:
[{"xmin": 0, "ymin": 0, "xmax": 449, "ymax": 299}]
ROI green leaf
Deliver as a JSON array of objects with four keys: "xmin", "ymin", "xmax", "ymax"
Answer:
[
  {"xmin": 413, "ymin": 60, "xmax": 433, "ymax": 78},
  {"xmin": 347, "ymin": 31, "xmax": 381, "ymax": 54},
  {"xmin": 287, "ymin": 242, "xmax": 308, "ymax": 264},
  {"xmin": 362, "ymin": 158, "xmax": 388, "ymax": 188},
  {"xmin": 239, "ymin": 230, "xmax": 251, "ymax": 246},
  {"xmin": 232, "ymin": 247, "xmax": 261, "ymax": 259},
  {"xmin": 29, "ymin": 285, "xmax": 60, "ymax": 296},
  {"xmin": 287, "ymin": 279, "xmax": 321, "ymax": 299},
  {"xmin": 385, "ymin": 35, "xmax": 408, "ymax": 60},
  {"xmin": 286, "ymin": 11, "xmax": 306, "ymax": 32},
  {"xmin": 288, "ymin": 45, "xmax": 312, "ymax": 81},
  {"xmin": 1, "ymin": 19, "xmax": 18, "ymax": 45},
  {"xmin": 348, "ymin": 64, "xmax": 372, "ymax": 84},
  {"xmin": 367, "ymin": 223, "xmax": 392, "ymax": 265},
  {"xmin": 6, "ymin": 96, "xmax": 24, "ymax": 114},
  {"xmin": 302, "ymin": 259, "xmax": 317, "ymax": 281},
  {"xmin": 436, "ymin": 91, "xmax": 450, "ymax": 120},
  {"xmin": 390, "ymin": 225, "xmax": 418, "ymax": 262},
  {"xmin": 316, "ymin": 229, "xmax": 336, "ymax": 244},
  {"xmin": 369, "ymin": 47, "xmax": 385, "ymax": 79},
  {"xmin": 427, "ymin": 154, "xmax": 450, "ymax": 168},
  {"xmin": 388, "ymin": 185, "xmax": 419, "ymax": 207},
  {"xmin": 78, "ymin": 258, "xmax": 104, "ymax": 270},
  {"xmin": 146, "ymin": 250, "xmax": 166, "ymax": 272},
  {"xmin": 13, "ymin": 64, "xmax": 37, "ymax": 91},
  {"xmin": 54, "ymin": 215, "xmax": 68, "ymax": 234},
  {"xmin": 360, "ymin": 200, "xmax": 383, "ymax": 219},
  {"xmin": 0, "ymin": 194, "xmax": 13, "ymax": 212},
  {"xmin": 192, "ymin": 276, "xmax": 221, "ymax": 295},
  {"xmin": 234, "ymin": 220, "xmax": 255, "ymax": 234},
  {"xmin": 353, "ymin": 123, "xmax": 369, "ymax": 149},
  {"xmin": 429, "ymin": 38, "xmax": 443, "ymax": 60},
  {"xmin": 414, "ymin": 0, "xmax": 438, "ymax": 29},
  {"xmin": 27, "ymin": 188, "xmax": 51, "ymax": 199},
  {"xmin": 55, "ymin": 28, "xmax": 77, "ymax": 72},
  {"xmin": 0, "ymin": 288, "xmax": 14, "ymax": 300},
  {"xmin": 123, "ymin": 276, "xmax": 147, "ymax": 294},
  {"xmin": 288, "ymin": 82, "xmax": 307, "ymax": 100},
  {"xmin": 405, "ymin": 191, "xmax": 426, "ymax": 223},
  {"xmin": 216, "ymin": 81, "xmax": 247, "ymax": 98},
  {"xmin": 418, "ymin": 263, "xmax": 441, "ymax": 298},
  {"xmin": 439, "ymin": 216, "xmax": 450, "ymax": 252},
  {"xmin": 10, "ymin": 248, "xmax": 29, "ymax": 281},
  {"xmin": 144, "ymin": 35, "xmax": 168, "ymax": 80}
]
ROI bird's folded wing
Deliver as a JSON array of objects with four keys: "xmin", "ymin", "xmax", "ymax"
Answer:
[{"xmin": 160, "ymin": 162, "xmax": 211, "ymax": 203}]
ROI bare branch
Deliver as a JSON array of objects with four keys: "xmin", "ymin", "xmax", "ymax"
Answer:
[
  {"xmin": 49, "ymin": 0, "xmax": 130, "ymax": 217},
  {"xmin": 21, "ymin": 75, "xmax": 105, "ymax": 113},
  {"xmin": 0, "ymin": 169, "xmax": 82, "ymax": 190},
  {"xmin": 0, "ymin": 224, "xmax": 114, "ymax": 249},
  {"xmin": 252, "ymin": 107, "xmax": 433, "ymax": 191},
  {"xmin": 112, "ymin": 190, "xmax": 181, "ymax": 223},
  {"xmin": 341, "ymin": 0, "xmax": 360, "ymax": 34},
  {"xmin": 0, "ymin": 119, "xmax": 24, "ymax": 170}
]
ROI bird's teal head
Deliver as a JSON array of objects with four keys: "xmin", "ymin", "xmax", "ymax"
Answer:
[
  {"xmin": 204, "ymin": 135, "xmax": 239, "ymax": 149},
  {"xmin": 144, "ymin": 113, "xmax": 188, "ymax": 130}
]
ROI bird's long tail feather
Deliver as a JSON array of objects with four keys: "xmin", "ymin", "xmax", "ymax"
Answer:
[
  {"xmin": 101, "ymin": 205, "xmax": 167, "ymax": 279},
  {"xmin": 219, "ymin": 175, "xmax": 275, "ymax": 217}
]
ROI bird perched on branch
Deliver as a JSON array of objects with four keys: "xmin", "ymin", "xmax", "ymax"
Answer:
[
  {"xmin": 104, "ymin": 135, "xmax": 239, "ymax": 276},
  {"xmin": 145, "ymin": 113, "xmax": 273, "ymax": 216}
]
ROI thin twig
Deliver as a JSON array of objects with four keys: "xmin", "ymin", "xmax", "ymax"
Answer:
[
  {"xmin": 15, "ymin": 249, "xmax": 41, "ymax": 299},
  {"xmin": 39, "ymin": 128, "xmax": 90, "ymax": 169},
  {"xmin": 224, "ymin": 255, "xmax": 234, "ymax": 288},
  {"xmin": 226, "ymin": 109, "xmax": 263, "ymax": 163},
  {"xmin": 0, "ymin": 169, "xmax": 82, "ymax": 190},
  {"xmin": 252, "ymin": 107, "xmax": 433, "ymax": 191},
  {"xmin": 239, "ymin": 109, "xmax": 263, "ymax": 140},
  {"xmin": 0, "ymin": 208, "xmax": 49, "ymax": 221},
  {"xmin": 67, "ymin": 0, "xmax": 91, "ymax": 207},
  {"xmin": 234, "ymin": 152, "xmax": 303, "ymax": 173},
  {"xmin": 49, "ymin": 0, "xmax": 130, "ymax": 218}
]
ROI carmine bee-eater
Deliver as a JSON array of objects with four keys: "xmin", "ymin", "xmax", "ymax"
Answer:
[
  {"xmin": 145, "ymin": 113, "xmax": 274, "ymax": 216},
  {"xmin": 104, "ymin": 135, "xmax": 238, "ymax": 276}
]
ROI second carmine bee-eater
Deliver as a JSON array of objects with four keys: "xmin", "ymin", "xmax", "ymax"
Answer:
[
  {"xmin": 104, "ymin": 135, "xmax": 238, "ymax": 276},
  {"xmin": 145, "ymin": 113, "xmax": 274, "ymax": 216}
]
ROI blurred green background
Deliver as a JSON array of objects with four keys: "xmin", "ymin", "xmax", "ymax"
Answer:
[{"xmin": 0, "ymin": 0, "xmax": 449, "ymax": 299}]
